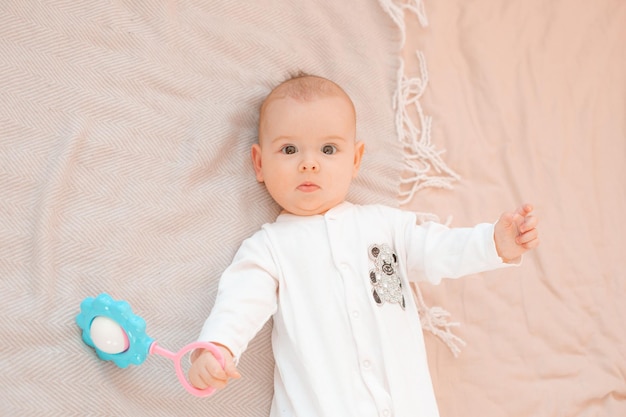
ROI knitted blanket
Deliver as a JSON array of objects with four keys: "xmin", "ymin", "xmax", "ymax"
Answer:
[{"xmin": 0, "ymin": 1, "xmax": 441, "ymax": 415}]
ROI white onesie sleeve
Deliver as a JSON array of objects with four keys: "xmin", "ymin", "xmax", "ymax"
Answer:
[
  {"xmin": 404, "ymin": 217, "xmax": 513, "ymax": 284},
  {"xmin": 197, "ymin": 229, "xmax": 278, "ymax": 359}
]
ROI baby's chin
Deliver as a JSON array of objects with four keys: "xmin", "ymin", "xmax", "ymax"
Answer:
[
  {"xmin": 280, "ymin": 202, "xmax": 335, "ymax": 217},
  {"xmin": 280, "ymin": 207, "xmax": 328, "ymax": 217}
]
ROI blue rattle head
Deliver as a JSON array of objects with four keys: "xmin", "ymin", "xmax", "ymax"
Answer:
[{"xmin": 76, "ymin": 293, "xmax": 154, "ymax": 368}]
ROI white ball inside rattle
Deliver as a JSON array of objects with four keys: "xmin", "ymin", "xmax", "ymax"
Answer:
[{"xmin": 90, "ymin": 316, "xmax": 130, "ymax": 354}]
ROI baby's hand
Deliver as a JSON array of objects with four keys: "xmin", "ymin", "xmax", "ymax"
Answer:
[
  {"xmin": 494, "ymin": 203, "xmax": 540, "ymax": 263},
  {"xmin": 188, "ymin": 344, "xmax": 240, "ymax": 391}
]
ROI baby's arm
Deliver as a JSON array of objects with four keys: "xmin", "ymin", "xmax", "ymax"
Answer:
[
  {"xmin": 188, "ymin": 228, "xmax": 278, "ymax": 391},
  {"xmin": 189, "ymin": 343, "xmax": 241, "ymax": 391},
  {"xmin": 494, "ymin": 203, "xmax": 540, "ymax": 263}
]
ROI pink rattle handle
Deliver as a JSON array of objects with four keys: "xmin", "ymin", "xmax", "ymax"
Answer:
[{"xmin": 150, "ymin": 341, "xmax": 225, "ymax": 397}]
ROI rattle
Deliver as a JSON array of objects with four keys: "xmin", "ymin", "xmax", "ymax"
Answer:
[{"xmin": 76, "ymin": 293, "xmax": 224, "ymax": 397}]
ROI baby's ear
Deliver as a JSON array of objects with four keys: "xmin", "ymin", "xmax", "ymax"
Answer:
[
  {"xmin": 251, "ymin": 143, "xmax": 264, "ymax": 182},
  {"xmin": 352, "ymin": 141, "xmax": 365, "ymax": 177}
]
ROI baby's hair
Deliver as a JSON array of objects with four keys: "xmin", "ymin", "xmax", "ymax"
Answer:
[
  {"xmin": 269, "ymin": 72, "xmax": 345, "ymax": 101},
  {"xmin": 258, "ymin": 72, "xmax": 355, "ymax": 132}
]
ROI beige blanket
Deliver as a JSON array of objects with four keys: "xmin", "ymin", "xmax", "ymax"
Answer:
[{"xmin": 1, "ymin": 1, "xmax": 410, "ymax": 415}]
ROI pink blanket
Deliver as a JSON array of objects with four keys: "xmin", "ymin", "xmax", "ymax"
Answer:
[{"xmin": 402, "ymin": 1, "xmax": 626, "ymax": 416}]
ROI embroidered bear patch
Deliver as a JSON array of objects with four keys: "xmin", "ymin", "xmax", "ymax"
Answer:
[{"xmin": 368, "ymin": 244, "xmax": 405, "ymax": 309}]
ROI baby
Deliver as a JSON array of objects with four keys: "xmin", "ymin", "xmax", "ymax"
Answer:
[{"xmin": 188, "ymin": 74, "xmax": 539, "ymax": 416}]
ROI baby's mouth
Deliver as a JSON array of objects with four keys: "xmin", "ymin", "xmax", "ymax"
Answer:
[{"xmin": 297, "ymin": 182, "xmax": 320, "ymax": 192}]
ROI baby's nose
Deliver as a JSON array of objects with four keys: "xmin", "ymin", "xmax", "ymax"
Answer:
[{"xmin": 298, "ymin": 159, "xmax": 319, "ymax": 172}]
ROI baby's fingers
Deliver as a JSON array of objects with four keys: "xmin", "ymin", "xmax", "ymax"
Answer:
[
  {"xmin": 189, "ymin": 350, "xmax": 229, "ymax": 390},
  {"xmin": 516, "ymin": 229, "xmax": 539, "ymax": 248},
  {"xmin": 224, "ymin": 360, "xmax": 241, "ymax": 380},
  {"xmin": 516, "ymin": 203, "xmax": 534, "ymax": 217},
  {"xmin": 188, "ymin": 368, "xmax": 208, "ymax": 390},
  {"xmin": 201, "ymin": 364, "xmax": 229, "ymax": 390},
  {"xmin": 189, "ymin": 364, "xmax": 223, "ymax": 390},
  {"xmin": 520, "ymin": 214, "xmax": 538, "ymax": 233}
]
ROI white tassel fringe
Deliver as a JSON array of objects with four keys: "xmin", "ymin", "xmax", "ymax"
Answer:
[{"xmin": 380, "ymin": 0, "xmax": 466, "ymax": 357}]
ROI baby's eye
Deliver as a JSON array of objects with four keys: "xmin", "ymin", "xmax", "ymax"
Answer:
[
  {"xmin": 281, "ymin": 145, "xmax": 297, "ymax": 155},
  {"xmin": 321, "ymin": 144, "xmax": 337, "ymax": 155}
]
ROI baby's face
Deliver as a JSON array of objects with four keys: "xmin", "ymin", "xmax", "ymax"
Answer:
[{"xmin": 252, "ymin": 94, "xmax": 364, "ymax": 216}]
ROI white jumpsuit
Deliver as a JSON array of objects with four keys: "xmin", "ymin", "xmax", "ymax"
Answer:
[{"xmin": 199, "ymin": 202, "xmax": 511, "ymax": 417}]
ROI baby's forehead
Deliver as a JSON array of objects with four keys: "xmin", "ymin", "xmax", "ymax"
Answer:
[
  {"xmin": 258, "ymin": 76, "xmax": 356, "ymax": 139},
  {"xmin": 259, "ymin": 93, "xmax": 356, "ymax": 134},
  {"xmin": 258, "ymin": 93, "xmax": 357, "ymax": 145}
]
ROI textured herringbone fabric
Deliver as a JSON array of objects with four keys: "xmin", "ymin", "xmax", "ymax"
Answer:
[{"xmin": 0, "ymin": 0, "xmax": 409, "ymax": 415}]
